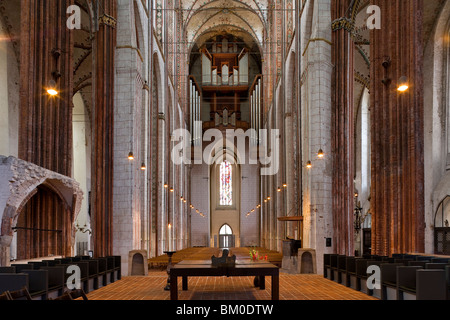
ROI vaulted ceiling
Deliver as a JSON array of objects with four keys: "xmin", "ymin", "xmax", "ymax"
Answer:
[{"xmin": 181, "ymin": 0, "xmax": 268, "ymax": 49}]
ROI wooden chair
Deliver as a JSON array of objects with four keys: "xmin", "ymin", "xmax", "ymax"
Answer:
[
  {"xmin": 8, "ymin": 287, "xmax": 32, "ymax": 300},
  {"xmin": 0, "ymin": 291, "xmax": 12, "ymax": 300},
  {"xmin": 69, "ymin": 289, "xmax": 88, "ymax": 301},
  {"xmin": 50, "ymin": 291, "xmax": 73, "ymax": 300}
]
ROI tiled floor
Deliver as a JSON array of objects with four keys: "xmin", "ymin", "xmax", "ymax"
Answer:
[{"xmin": 86, "ymin": 270, "xmax": 377, "ymax": 301}]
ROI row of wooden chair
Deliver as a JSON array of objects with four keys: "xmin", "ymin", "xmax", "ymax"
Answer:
[
  {"xmin": 324, "ymin": 253, "xmax": 450, "ymax": 300},
  {"xmin": 0, "ymin": 286, "xmax": 88, "ymax": 301}
]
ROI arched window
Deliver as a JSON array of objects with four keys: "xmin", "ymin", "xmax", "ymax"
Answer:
[
  {"xmin": 219, "ymin": 224, "xmax": 233, "ymax": 235},
  {"xmin": 219, "ymin": 160, "xmax": 233, "ymax": 206}
]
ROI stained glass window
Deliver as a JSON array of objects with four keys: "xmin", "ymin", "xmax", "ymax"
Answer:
[{"xmin": 220, "ymin": 160, "xmax": 232, "ymax": 206}]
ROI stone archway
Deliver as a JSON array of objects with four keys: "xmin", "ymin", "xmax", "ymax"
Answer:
[{"xmin": 0, "ymin": 156, "xmax": 83, "ymax": 266}]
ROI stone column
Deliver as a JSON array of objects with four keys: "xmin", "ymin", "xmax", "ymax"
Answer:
[{"xmin": 369, "ymin": 0, "xmax": 425, "ymax": 255}]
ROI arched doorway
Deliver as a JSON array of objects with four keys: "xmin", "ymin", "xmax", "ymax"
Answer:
[
  {"xmin": 434, "ymin": 196, "xmax": 450, "ymax": 255},
  {"xmin": 219, "ymin": 224, "xmax": 235, "ymax": 249},
  {"xmin": 0, "ymin": 156, "xmax": 83, "ymax": 266}
]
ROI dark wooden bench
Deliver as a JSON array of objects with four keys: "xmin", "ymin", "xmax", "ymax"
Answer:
[
  {"xmin": 431, "ymin": 258, "xmax": 450, "ymax": 263},
  {"xmin": 86, "ymin": 259, "xmax": 99, "ymax": 291},
  {"xmin": 105, "ymin": 256, "xmax": 115, "ymax": 284},
  {"xmin": 416, "ymin": 256, "xmax": 434, "ymax": 261},
  {"xmin": 94, "ymin": 258, "xmax": 108, "ymax": 288},
  {"xmin": 21, "ymin": 269, "xmax": 48, "ymax": 300},
  {"xmin": 323, "ymin": 254, "xmax": 332, "ymax": 278},
  {"xmin": 112, "ymin": 255, "xmax": 122, "ymax": 281},
  {"xmin": 11, "ymin": 263, "xmax": 35, "ymax": 273},
  {"xmin": 396, "ymin": 266, "xmax": 421, "ymax": 300},
  {"xmin": 416, "ymin": 269, "xmax": 447, "ymax": 300},
  {"xmin": 41, "ymin": 266, "xmax": 65, "ymax": 299},
  {"xmin": 381, "ymin": 263, "xmax": 404, "ymax": 300},
  {"xmin": 0, "ymin": 266, "xmax": 16, "ymax": 273},
  {"xmin": 344, "ymin": 257, "xmax": 359, "ymax": 287},
  {"xmin": 425, "ymin": 263, "xmax": 450, "ymax": 269},
  {"xmin": 335, "ymin": 255, "xmax": 347, "ymax": 284},
  {"xmin": 356, "ymin": 259, "xmax": 382, "ymax": 295},
  {"xmin": 0, "ymin": 273, "xmax": 29, "ymax": 296},
  {"xmin": 328, "ymin": 254, "xmax": 338, "ymax": 281},
  {"xmin": 408, "ymin": 261, "xmax": 429, "ymax": 267}
]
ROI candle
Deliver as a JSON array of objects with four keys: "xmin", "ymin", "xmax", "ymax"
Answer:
[{"xmin": 168, "ymin": 223, "xmax": 172, "ymax": 251}]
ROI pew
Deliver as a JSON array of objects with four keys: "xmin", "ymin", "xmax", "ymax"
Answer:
[
  {"xmin": 335, "ymin": 255, "xmax": 347, "ymax": 284},
  {"xmin": 344, "ymin": 257, "xmax": 359, "ymax": 287},
  {"xmin": 323, "ymin": 254, "xmax": 331, "ymax": 278},
  {"xmin": 0, "ymin": 266, "xmax": 16, "ymax": 273},
  {"xmin": 416, "ymin": 256, "xmax": 434, "ymax": 261},
  {"xmin": 28, "ymin": 261, "xmax": 48, "ymax": 269},
  {"xmin": 431, "ymin": 258, "xmax": 450, "ymax": 263},
  {"xmin": 446, "ymin": 266, "xmax": 450, "ymax": 300},
  {"xmin": 22, "ymin": 269, "xmax": 48, "ymax": 300},
  {"xmin": 416, "ymin": 269, "xmax": 447, "ymax": 300},
  {"xmin": 403, "ymin": 254, "xmax": 418, "ymax": 260},
  {"xmin": 408, "ymin": 261, "xmax": 429, "ymax": 267},
  {"xmin": 11, "ymin": 263, "xmax": 36, "ymax": 273},
  {"xmin": 105, "ymin": 256, "xmax": 115, "ymax": 284},
  {"xmin": 111, "ymin": 255, "xmax": 122, "ymax": 281},
  {"xmin": 425, "ymin": 263, "xmax": 450, "ymax": 270},
  {"xmin": 355, "ymin": 259, "xmax": 374, "ymax": 293},
  {"xmin": 86, "ymin": 259, "xmax": 99, "ymax": 291},
  {"xmin": 381, "ymin": 263, "xmax": 406, "ymax": 300},
  {"xmin": 394, "ymin": 259, "xmax": 413, "ymax": 265},
  {"xmin": 396, "ymin": 266, "xmax": 421, "ymax": 300},
  {"xmin": 42, "ymin": 259, "xmax": 59, "ymax": 267},
  {"xmin": 94, "ymin": 258, "xmax": 108, "ymax": 288},
  {"xmin": 328, "ymin": 254, "xmax": 338, "ymax": 281},
  {"xmin": 41, "ymin": 266, "xmax": 65, "ymax": 299},
  {"xmin": 0, "ymin": 273, "xmax": 29, "ymax": 296}
]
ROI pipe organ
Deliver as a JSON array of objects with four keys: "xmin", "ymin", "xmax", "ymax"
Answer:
[
  {"xmin": 189, "ymin": 35, "xmax": 262, "ymax": 140},
  {"xmin": 189, "ymin": 77, "xmax": 201, "ymax": 146}
]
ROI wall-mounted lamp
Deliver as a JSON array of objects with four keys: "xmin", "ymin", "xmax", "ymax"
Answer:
[
  {"xmin": 397, "ymin": 76, "xmax": 409, "ymax": 92},
  {"xmin": 306, "ymin": 161, "xmax": 312, "ymax": 169},
  {"xmin": 128, "ymin": 152, "xmax": 134, "ymax": 160},
  {"xmin": 317, "ymin": 149, "xmax": 324, "ymax": 158},
  {"xmin": 47, "ymin": 80, "xmax": 58, "ymax": 96}
]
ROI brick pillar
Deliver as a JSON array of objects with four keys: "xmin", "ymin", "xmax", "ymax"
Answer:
[
  {"xmin": 17, "ymin": 0, "xmax": 75, "ymax": 259},
  {"xmin": 92, "ymin": 1, "xmax": 117, "ymax": 258},
  {"xmin": 331, "ymin": 0, "xmax": 355, "ymax": 256},
  {"xmin": 19, "ymin": 0, "xmax": 74, "ymax": 175},
  {"xmin": 370, "ymin": 0, "xmax": 425, "ymax": 256}
]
